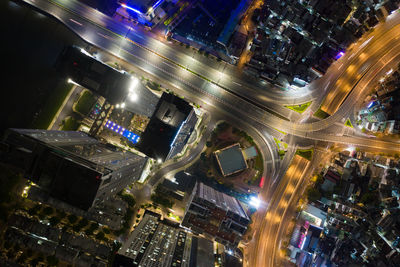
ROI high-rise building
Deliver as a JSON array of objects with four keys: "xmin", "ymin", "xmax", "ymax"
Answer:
[
  {"xmin": 1, "ymin": 129, "xmax": 148, "ymax": 210},
  {"xmin": 137, "ymin": 92, "xmax": 197, "ymax": 162},
  {"xmin": 113, "ymin": 211, "xmax": 214, "ymax": 267},
  {"xmin": 56, "ymin": 46, "xmax": 131, "ymax": 105},
  {"xmin": 182, "ymin": 182, "xmax": 250, "ymax": 248},
  {"xmin": 56, "ymin": 45, "xmax": 160, "ymax": 117}
]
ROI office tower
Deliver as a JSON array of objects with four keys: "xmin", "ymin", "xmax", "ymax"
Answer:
[
  {"xmin": 182, "ymin": 182, "xmax": 250, "ymax": 248},
  {"xmin": 114, "ymin": 211, "xmax": 214, "ymax": 267},
  {"xmin": 1, "ymin": 129, "xmax": 148, "ymax": 210},
  {"xmin": 137, "ymin": 92, "xmax": 197, "ymax": 162},
  {"xmin": 56, "ymin": 45, "xmax": 159, "ymax": 117}
]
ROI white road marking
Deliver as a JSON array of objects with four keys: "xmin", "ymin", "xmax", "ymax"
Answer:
[
  {"xmin": 232, "ymin": 81, "xmax": 242, "ymax": 86},
  {"xmin": 97, "ymin": 32, "xmax": 112, "ymax": 40},
  {"xmin": 69, "ymin": 18, "xmax": 82, "ymax": 26}
]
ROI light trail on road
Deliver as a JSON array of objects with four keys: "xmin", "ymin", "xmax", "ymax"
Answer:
[{"xmin": 18, "ymin": 1, "xmax": 400, "ymax": 266}]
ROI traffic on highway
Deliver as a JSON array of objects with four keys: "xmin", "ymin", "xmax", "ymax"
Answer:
[{"xmin": 19, "ymin": 0, "xmax": 400, "ymax": 266}]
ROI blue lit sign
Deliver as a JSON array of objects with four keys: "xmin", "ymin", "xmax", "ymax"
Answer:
[
  {"xmin": 121, "ymin": 3, "xmax": 142, "ymax": 15},
  {"xmin": 335, "ymin": 51, "xmax": 345, "ymax": 60},
  {"xmin": 152, "ymin": 0, "xmax": 164, "ymax": 10},
  {"xmin": 121, "ymin": 0, "xmax": 165, "ymax": 15},
  {"xmin": 170, "ymin": 118, "xmax": 187, "ymax": 148},
  {"xmin": 105, "ymin": 120, "xmax": 140, "ymax": 144}
]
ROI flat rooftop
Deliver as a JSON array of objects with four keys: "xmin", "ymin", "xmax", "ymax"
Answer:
[
  {"xmin": 214, "ymin": 143, "xmax": 247, "ymax": 176},
  {"xmin": 56, "ymin": 46, "xmax": 131, "ymax": 105},
  {"xmin": 137, "ymin": 92, "xmax": 193, "ymax": 161},
  {"xmin": 197, "ymin": 182, "xmax": 249, "ymax": 221}
]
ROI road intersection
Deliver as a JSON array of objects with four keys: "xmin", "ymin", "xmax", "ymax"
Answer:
[{"xmin": 22, "ymin": 0, "xmax": 400, "ymax": 265}]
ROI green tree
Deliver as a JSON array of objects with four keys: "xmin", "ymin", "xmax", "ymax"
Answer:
[
  {"xmin": 14, "ymin": 243, "xmax": 20, "ymax": 252},
  {"xmin": 360, "ymin": 192, "xmax": 379, "ymax": 206},
  {"xmin": 7, "ymin": 248, "xmax": 16, "ymax": 260},
  {"xmin": 67, "ymin": 214, "xmax": 78, "ymax": 224},
  {"xmin": 46, "ymin": 255, "xmax": 59, "ymax": 266},
  {"xmin": 151, "ymin": 194, "xmax": 174, "ymax": 209},
  {"xmin": 315, "ymin": 173, "xmax": 324, "ymax": 185},
  {"xmin": 72, "ymin": 224, "xmax": 82, "ymax": 233},
  {"xmin": 306, "ymin": 187, "xmax": 321, "ymax": 202},
  {"xmin": 121, "ymin": 194, "xmax": 136, "ymax": 207},
  {"xmin": 57, "ymin": 210, "xmax": 66, "ymax": 220},
  {"xmin": 95, "ymin": 231, "xmax": 105, "ymax": 240},
  {"xmin": 28, "ymin": 204, "xmax": 41, "ymax": 216},
  {"xmin": 89, "ymin": 222, "xmax": 99, "ymax": 231},
  {"xmin": 30, "ymin": 257, "xmax": 41, "ymax": 266},
  {"xmin": 25, "ymin": 249, "xmax": 33, "ymax": 258},
  {"xmin": 85, "ymin": 228, "xmax": 94, "ymax": 236},
  {"xmin": 42, "ymin": 206, "xmax": 54, "ymax": 216},
  {"xmin": 49, "ymin": 216, "xmax": 60, "ymax": 226},
  {"xmin": 38, "ymin": 212, "xmax": 45, "ymax": 220},
  {"xmin": 77, "ymin": 218, "xmax": 89, "ymax": 228},
  {"xmin": 3, "ymin": 240, "xmax": 12, "ymax": 250},
  {"xmin": 16, "ymin": 253, "xmax": 27, "ymax": 264}
]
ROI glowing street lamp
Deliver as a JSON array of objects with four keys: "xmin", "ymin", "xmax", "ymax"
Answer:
[
  {"xmin": 249, "ymin": 196, "xmax": 260, "ymax": 209},
  {"xmin": 129, "ymin": 92, "xmax": 138, "ymax": 102},
  {"xmin": 129, "ymin": 77, "xmax": 139, "ymax": 92}
]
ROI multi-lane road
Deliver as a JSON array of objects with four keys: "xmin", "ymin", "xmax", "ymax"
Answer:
[
  {"xmin": 249, "ymin": 155, "xmax": 311, "ymax": 267},
  {"xmin": 21, "ymin": 0, "xmax": 400, "ymax": 146},
  {"xmin": 20, "ymin": 0, "xmax": 400, "ymax": 266}
]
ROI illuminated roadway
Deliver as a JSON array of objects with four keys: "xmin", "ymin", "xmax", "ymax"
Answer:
[
  {"xmin": 250, "ymin": 155, "xmax": 311, "ymax": 267},
  {"xmin": 19, "ymin": 0, "xmax": 400, "ymax": 266},
  {"xmin": 20, "ymin": 0, "xmax": 400, "ymax": 152}
]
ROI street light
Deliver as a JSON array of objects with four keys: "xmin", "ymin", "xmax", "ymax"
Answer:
[
  {"xmin": 249, "ymin": 196, "xmax": 260, "ymax": 209},
  {"xmin": 129, "ymin": 77, "xmax": 139, "ymax": 91},
  {"xmin": 127, "ymin": 77, "xmax": 139, "ymax": 102},
  {"xmin": 129, "ymin": 92, "xmax": 138, "ymax": 101}
]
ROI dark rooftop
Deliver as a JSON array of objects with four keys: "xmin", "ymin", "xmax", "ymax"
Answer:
[
  {"xmin": 136, "ymin": 93, "xmax": 193, "ymax": 161},
  {"xmin": 56, "ymin": 46, "xmax": 131, "ymax": 104},
  {"xmin": 214, "ymin": 143, "xmax": 247, "ymax": 176}
]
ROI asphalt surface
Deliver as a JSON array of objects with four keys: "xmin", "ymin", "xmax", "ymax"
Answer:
[
  {"xmin": 20, "ymin": 0, "xmax": 400, "ymax": 151},
  {"xmin": 19, "ymin": 1, "xmax": 400, "ymax": 266}
]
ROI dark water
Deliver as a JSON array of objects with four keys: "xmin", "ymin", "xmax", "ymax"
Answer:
[{"xmin": 0, "ymin": 0, "xmax": 86, "ymax": 134}]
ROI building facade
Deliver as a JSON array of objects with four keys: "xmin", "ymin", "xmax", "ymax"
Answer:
[
  {"xmin": 137, "ymin": 92, "xmax": 197, "ymax": 162},
  {"xmin": 181, "ymin": 182, "xmax": 250, "ymax": 248},
  {"xmin": 1, "ymin": 129, "xmax": 147, "ymax": 210},
  {"xmin": 114, "ymin": 211, "xmax": 214, "ymax": 267}
]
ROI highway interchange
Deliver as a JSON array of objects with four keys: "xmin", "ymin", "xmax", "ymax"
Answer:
[{"xmin": 21, "ymin": 0, "xmax": 400, "ymax": 265}]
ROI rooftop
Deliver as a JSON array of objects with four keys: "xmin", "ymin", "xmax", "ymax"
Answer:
[
  {"xmin": 137, "ymin": 92, "xmax": 193, "ymax": 161},
  {"xmin": 56, "ymin": 46, "xmax": 131, "ymax": 105},
  {"xmin": 214, "ymin": 143, "xmax": 248, "ymax": 176},
  {"xmin": 196, "ymin": 182, "xmax": 249, "ymax": 221}
]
